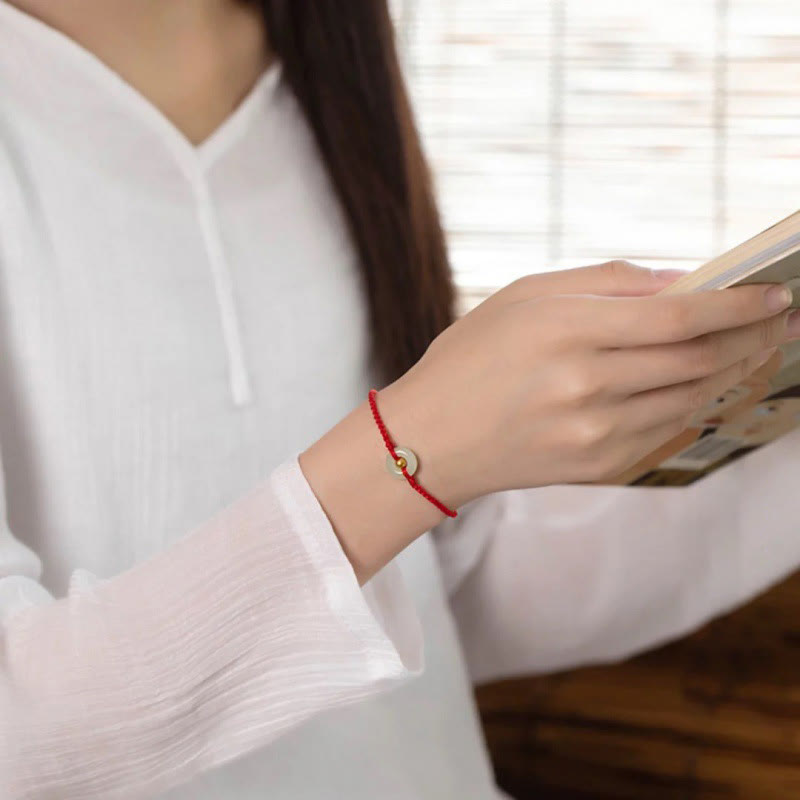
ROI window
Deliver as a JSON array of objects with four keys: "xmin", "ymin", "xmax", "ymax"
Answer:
[{"xmin": 393, "ymin": 0, "xmax": 800, "ymax": 311}]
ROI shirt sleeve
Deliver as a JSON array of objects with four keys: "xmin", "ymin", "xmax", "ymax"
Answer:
[
  {"xmin": 0, "ymin": 451, "xmax": 423, "ymax": 800},
  {"xmin": 434, "ymin": 426, "xmax": 800, "ymax": 686}
]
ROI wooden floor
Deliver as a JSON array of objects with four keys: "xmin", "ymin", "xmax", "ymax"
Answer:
[{"xmin": 476, "ymin": 569, "xmax": 800, "ymax": 800}]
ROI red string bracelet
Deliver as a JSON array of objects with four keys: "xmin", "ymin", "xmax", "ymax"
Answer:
[{"xmin": 368, "ymin": 388, "xmax": 458, "ymax": 518}]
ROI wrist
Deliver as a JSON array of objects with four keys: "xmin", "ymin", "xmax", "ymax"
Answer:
[
  {"xmin": 299, "ymin": 379, "xmax": 458, "ymax": 585},
  {"xmin": 376, "ymin": 374, "xmax": 478, "ymax": 510}
]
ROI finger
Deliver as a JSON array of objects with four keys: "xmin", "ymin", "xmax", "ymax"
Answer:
[
  {"xmin": 560, "ymin": 282, "xmax": 793, "ymax": 348},
  {"xmin": 499, "ymin": 260, "xmax": 688, "ymax": 305},
  {"xmin": 618, "ymin": 347, "xmax": 775, "ymax": 432},
  {"xmin": 598, "ymin": 309, "xmax": 791, "ymax": 395}
]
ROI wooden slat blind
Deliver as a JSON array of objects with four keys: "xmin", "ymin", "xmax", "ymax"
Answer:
[{"xmin": 392, "ymin": 0, "xmax": 800, "ymax": 308}]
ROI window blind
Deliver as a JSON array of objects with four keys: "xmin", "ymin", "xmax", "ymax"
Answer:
[{"xmin": 392, "ymin": 0, "xmax": 800, "ymax": 311}]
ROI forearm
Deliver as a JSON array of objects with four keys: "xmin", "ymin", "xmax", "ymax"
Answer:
[{"xmin": 299, "ymin": 376, "xmax": 460, "ymax": 585}]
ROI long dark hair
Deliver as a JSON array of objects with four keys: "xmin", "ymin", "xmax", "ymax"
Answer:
[{"xmin": 260, "ymin": 1, "xmax": 456, "ymax": 387}]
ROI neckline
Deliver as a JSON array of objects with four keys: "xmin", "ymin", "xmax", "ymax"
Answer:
[{"xmin": 0, "ymin": 0, "xmax": 282, "ymax": 172}]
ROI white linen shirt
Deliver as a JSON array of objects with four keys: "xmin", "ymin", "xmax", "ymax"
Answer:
[{"xmin": 2, "ymin": 3, "xmax": 800, "ymax": 798}]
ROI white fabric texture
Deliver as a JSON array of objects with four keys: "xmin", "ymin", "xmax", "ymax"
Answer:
[
  {"xmin": 1, "ymin": 2, "xmax": 800, "ymax": 798},
  {"xmin": 0, "ymin": 4, "xmax": 499, "ymax": 798}
]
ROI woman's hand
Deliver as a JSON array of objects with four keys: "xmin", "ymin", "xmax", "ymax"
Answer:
[{"xmin": 378, "ymin": 260, "xmax": 799, "ymax": 506}]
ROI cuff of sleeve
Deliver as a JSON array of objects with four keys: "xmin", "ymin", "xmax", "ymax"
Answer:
[
  {"xmin": 0, "ymin": 525, "xmax": 53, "ymax": 623},
  {"xmin": 270, "ymin": 453, "xmax": 425, "ymax": 682},
  {"xmin": 0, "ymin": 575, "xmax": 54, "ymax": 625}
]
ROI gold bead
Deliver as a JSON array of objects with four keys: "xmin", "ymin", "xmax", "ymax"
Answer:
[{"xmin": 395, "ymin": 457, "xmax": 407, "ymax": 469}]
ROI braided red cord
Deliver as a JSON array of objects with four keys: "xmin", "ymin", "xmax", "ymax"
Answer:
[{"xmin": 368, "ymin": 388, "xmax": 458, "ymax": 518}]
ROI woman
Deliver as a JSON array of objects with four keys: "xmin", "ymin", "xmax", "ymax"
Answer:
[{"xmin": 1, "ymin": 1, "xmax": 798, "ymax": 798}]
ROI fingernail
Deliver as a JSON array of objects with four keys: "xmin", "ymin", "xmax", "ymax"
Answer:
[
  {"xmin": 766, "ymin": 285, "xmax": 793, "ymax": 312},
  {"xmin": 787, "ymin": 308, "xmax": 800, "ymax": 338},
  {"xmin": 757, "ymin": 347, "xmax": 777, "ymax": 367}
]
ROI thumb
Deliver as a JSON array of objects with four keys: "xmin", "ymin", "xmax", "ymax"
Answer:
[
  {"xmin": 484, "ymin": 261, "xmax": 690, "ymax": 311},
  {"xmin": 570, "ymin": 260, "xmax": 689, "ymax": 297}
]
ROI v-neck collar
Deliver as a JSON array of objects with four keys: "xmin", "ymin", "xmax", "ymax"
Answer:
[
  {"xmin": 0, "ymin": 0, "xmax": 282, "ymax": 407},
  {"xmin": 0, "ymin": 0, "xmax": 282, "ymax": 178}
]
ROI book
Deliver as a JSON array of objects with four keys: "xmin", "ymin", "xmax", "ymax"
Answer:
[{"xmin": 604, "ymin": 209, "xmax": 800, "ymax": 487}]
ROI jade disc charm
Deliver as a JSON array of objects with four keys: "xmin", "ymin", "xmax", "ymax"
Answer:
[{"xmin": 385, "ymin": 446, "xmax": 418, "ymax": 479}]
